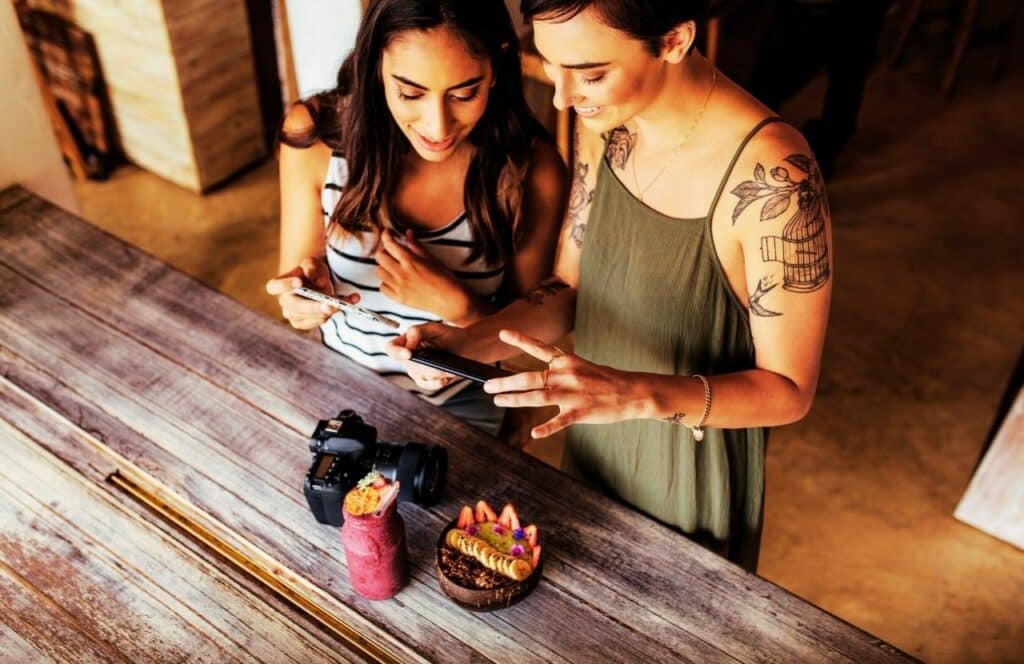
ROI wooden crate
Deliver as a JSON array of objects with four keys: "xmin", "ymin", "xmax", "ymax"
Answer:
[{"xmin": 25, "ymin": 0, "xmax": 267, "ymax": 192}]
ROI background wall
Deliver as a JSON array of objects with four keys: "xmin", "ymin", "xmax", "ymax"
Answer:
[
  {"xmin": 0, "ymin": 0, "xmax": 77, "ymax": 213},
  {"xmin": 285, "ymin": 0, "xmax": 362, "ymax": 97}
]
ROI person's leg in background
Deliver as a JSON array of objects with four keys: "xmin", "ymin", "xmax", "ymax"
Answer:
[
  {"xmin": 750, "ymin": 1, "xmax": 832, "ymax": 117},
  {"xmin": 811, "ymin": 0, "xmax": 891, "ymax": 177}
]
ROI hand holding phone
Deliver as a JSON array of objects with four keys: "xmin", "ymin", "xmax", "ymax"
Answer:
[
  {"xmin": 291, "ymin": 287, "xmax": 401, "ymax": 330},
  {"xmin": 409, "ymin": 348, "xmax": 513, "ymax": 384}
]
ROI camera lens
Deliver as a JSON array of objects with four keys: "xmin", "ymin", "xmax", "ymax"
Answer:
[{"xmin": 374, "ymin": 442, "xmax": 447, "ymax": 506}]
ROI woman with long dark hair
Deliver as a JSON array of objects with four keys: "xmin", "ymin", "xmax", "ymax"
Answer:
[
  {"xmin": 390, "ymin": 0, "xmax": 833, "ymax": 571},
  {"xmin": 266, "ymin": 0, "xmax": 566, "ymax": 434}
]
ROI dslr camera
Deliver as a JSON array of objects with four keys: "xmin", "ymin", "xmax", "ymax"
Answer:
[{"xmin": 303, "ymin": 410, "xmax": 447, "ymax": 526}]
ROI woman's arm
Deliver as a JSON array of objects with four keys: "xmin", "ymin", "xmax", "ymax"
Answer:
[
  {"xmin": 265, "ymin": 103, "xmax": 354, "ymax": 329},
  {"xmin": 643, "ymin": 125, "xmax": 832, "ymax": 427},
  {"xmin": 500, "ymin": 140, "xmax": 569, "ymax": 297},
  {"xmin": 277, "ymin": 104, "xmax": 331, "ymax": 274},
  {"xmin": 486, "ymin": 124, "xmax": 833, "ymax": 438}
]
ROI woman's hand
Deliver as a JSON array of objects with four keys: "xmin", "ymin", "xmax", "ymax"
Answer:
[
  {"xmin": 483, "ymin": 329, "xmax": 646, "ymax": 438},
  {"xmin": 265, "ymin": 257, "xmax": 360, "ymax": 330},
  {"xmin": 375, "ymin": 230, "xmax": 480, "ymax": 324},
  {"xmin": 386, "ymin": 322, "xmax": 472, "ymax": 391}
]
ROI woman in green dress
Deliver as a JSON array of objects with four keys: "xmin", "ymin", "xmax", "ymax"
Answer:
[{"xmin": 389, "ymin": 0, "xmax": 833, "ymax": 572}]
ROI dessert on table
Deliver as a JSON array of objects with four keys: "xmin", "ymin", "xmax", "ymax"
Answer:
[{"xmin": 436, "ymin": 500, "xmax": 542, "ymax": 610}]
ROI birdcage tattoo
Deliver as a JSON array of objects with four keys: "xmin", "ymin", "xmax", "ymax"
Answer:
[{"xmin": 760, "ymin": 178, "xmax": 829, "ymax": 292}]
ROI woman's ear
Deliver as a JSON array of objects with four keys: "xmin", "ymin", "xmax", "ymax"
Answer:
[{"xmin": 662, "ymin": 20, "xmax": 697, "ymax": 64}]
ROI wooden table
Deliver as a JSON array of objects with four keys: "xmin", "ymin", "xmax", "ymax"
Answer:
[{"xmin": 0, "ymin": 186, "xmax": 912, "ymax": 663}]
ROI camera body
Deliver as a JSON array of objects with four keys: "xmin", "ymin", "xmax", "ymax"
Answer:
[{"xmin": 303, "ymin": 410, "xmax": 447, "ymax": 526}]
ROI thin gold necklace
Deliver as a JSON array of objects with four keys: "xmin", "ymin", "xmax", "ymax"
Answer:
[{"xmin": 632, "ymin": 68, "xmax": 718, "ymax": 202}]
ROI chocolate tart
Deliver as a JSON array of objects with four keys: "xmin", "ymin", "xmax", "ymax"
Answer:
[{"xmin": 435, "ymin": 519, "xmax": 543, "ymax": 611}]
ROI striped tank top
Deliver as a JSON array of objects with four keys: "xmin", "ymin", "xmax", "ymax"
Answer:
[{"xmin": 319, "ymin": 153, "xmax": 505, "ymax": 404}]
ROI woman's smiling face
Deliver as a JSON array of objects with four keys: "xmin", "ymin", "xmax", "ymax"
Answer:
[
  {"xmin": 533, "ymin": 6, "xmax": 669, "ymax": 134},
  {"xmin": 381, "ymin": 27, "xmax": 493, "ymax": 162}
]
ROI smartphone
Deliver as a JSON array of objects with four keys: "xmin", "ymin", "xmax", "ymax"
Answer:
[
  {"xmin": 291, "ymin": 286, "xmax": 401, "ymax": 330},
  {"xmin": 409, "ymin": 348, "xmax": 514, "ymax": 384}
]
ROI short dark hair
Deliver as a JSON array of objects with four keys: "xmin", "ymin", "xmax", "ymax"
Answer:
[{"xmin": 521, "ymin": 0, "xmax": 709, "ymax": 56}]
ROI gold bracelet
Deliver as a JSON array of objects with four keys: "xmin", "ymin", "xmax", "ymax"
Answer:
[{"xmin": 690, "ymin": 374, "xmax": 711, "ymax": 442}]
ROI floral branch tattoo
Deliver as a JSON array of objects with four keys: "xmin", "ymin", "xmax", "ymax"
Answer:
[
  {"xmin": 663, "ymin": 412, "xmax": 687, "ymax": 425},
  {"xmin": 749, "ymin": 275, "xmax": 782, "ymax": 317},
  {"xmin": 605, "ymin": 125, "xmax": 637, "ymax": 171},
  {"xmin": 730, "ymin": 154, "xmax": 830, "ymax": 293},
  {"xmin": 567, "ymin": 133, "xmax": 596, "ymax": 249},
  {"xmin": 526, "ymin": 278, "xmax": 569, "ymax": 306}
]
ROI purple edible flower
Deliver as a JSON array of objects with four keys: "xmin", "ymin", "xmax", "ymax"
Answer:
[
  {"xmin": 466, "ymin": 524, "xmax": 478, "ymax": 536},
  {"xmin": 510, "ymin": 544, "xmax": 524, "ymax": 557},
  {"xmin": 492, "ymin": 524, "xmax": 505, "ymax": 535},
  {"xmin": 512, "ymin": 528, "xmax": 525, "ymax": 540}
]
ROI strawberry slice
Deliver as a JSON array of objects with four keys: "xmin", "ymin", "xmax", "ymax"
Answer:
[
  {"xmin": 498, "ymin": 504, "xmax": 521, "ymax": 531},
  {"xmin": 457, "ymin": 505, "xmax": 474, "ymax": 529},
  {"xmin": 524, "ymin": 524, "xmax": 538, "ymax": 548},
  {"xmin": 371, "ymin": 475, "xmax": 387, "ymax": 489},
  {"xmin": 475, "ymin": 500, "xmax": 497, "ymax": 523},
  {"xmin": 532, "ymin": 545, "xmax": 542, "ymax": 569}
]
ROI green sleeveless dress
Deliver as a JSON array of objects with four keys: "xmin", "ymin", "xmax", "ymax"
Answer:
[{"xmin": 566, "ymin": 118, "xmax": 781, "ymax": 572}]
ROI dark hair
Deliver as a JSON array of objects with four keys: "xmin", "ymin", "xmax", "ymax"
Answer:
[
  {"xmin": 521, "ymin": 0, "xmax": 709, "ymax": 57},
  {"xmin": 281, "ymin": 0, "xmax": 547, "ymax": 266}
]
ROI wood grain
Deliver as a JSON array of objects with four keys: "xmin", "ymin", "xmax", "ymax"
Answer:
[
  {"xmin": 0, "ymin": 420, "xmax": 356, "ymax": 663},
  {"xmin": 23, "ymin": 0, "xmax": 266, "ymax": 191},
  {"xmin": 0, "ymin": 186, "xmax": 912, "ymax": 663}
]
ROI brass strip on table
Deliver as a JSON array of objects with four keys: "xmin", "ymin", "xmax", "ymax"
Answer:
[{"xmin": 106, "ymin": 468, "xmax": 410, "ymax": 664}]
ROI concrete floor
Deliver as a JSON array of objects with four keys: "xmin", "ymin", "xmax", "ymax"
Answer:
[{"xmin": 72, "ymin": 23, "xmax": 1023, "ymax": 664}]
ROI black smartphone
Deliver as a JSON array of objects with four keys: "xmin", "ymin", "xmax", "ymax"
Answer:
[{"xmin": 409, "ymin": 348, "xmax": 514, "ymax": 384}]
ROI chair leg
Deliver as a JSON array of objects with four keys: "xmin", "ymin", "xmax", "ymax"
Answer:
[
  {"xmin": 890, "ymin": 0, "xmax": 926, "ymax": 68},
  {"xmin": 944, "ymin": 0, "xmax": 980, "ymax": 97}
]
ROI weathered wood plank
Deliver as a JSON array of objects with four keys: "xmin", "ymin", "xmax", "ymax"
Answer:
[
  {"xmin": 0, "ymin": 301, "xmax": 690, "ymax": 663},
  {"xmin": 0, "ymin": 562, "xmax": 119, "ymax": 663},
  {"xmin": 0, "ymin": 268, "xmax": 901, "ymax": 663},
  {"xmin": 0, "ymin": 185, "xmax": 33, "ymax": 214},
  {"xmin": 0, "ymin": 187, "xmax": 911, "ymax": 662},
  {"xmin": 0, "ymin": 420, "xmax": 355, "ymax": 664},
  {"xmin": 0, "ymin": 354, "xmax": 464, "ymax": 664},
  {"xmin": 0, "ymin": 618, "xmax": 60, "ymax": 664}
]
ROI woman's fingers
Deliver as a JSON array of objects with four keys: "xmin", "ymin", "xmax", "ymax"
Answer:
[
  {"xmin": 266, "ymin": 274, "xmax": 302, "ymax": 296},
  {"xmin": 498, "ymin": 329, "xmax": 565, "ymax": 364},
  {"xmin": 531, "ymin": 409, "xmax": 580, "ymax": 439},
  {"xmin": 386, "ymin": 334, "xmax": 410, "ymax": 360},
  {"xmin": 491, "ymin": 387, "xmax": 556, "ymax": 408},
  {"xmin": 379, "ymin": 229, "xmax": 411, "ymax": 263},
  {"xmin": 483, "ymin": 370, "xmax": 545, "ymax": 394},
  {"xmin": 402, "ymin": 229, "xmax": 430, "ymax": 258}
]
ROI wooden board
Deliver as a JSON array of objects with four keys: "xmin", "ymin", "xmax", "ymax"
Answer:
[
  {"xmin": 22, "ymin": 0, "xmax": 266, "ymax": 191},
  {"xmin": 0, "ymin": 420, "xmax": 357, "ymax": 663},
  {"xmin": 0, "ymin": 186, "xmax": 912, "ymax": 663},
  {"xmin": 955, "ymin": 386, "xmax": 1024, "ymax": 549}
]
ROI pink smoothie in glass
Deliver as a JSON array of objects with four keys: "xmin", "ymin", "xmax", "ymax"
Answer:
[{"xmin": 341, "ymin": 500, "xmax": 408, "ymax": 600}]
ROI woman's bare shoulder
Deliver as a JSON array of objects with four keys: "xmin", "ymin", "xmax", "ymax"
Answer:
[{"xmin": 279, "ymin": 102, "xmax": 333, "ymax": 178}]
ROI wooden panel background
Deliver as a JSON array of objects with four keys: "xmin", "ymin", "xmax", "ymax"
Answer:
[
  {"xmin": 0, "ymin": 187, "xmax": 912, "ymax": 663},
  {"xmin": 21, "ymin": 0, "xmax": 265, "ymax": 192}
]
